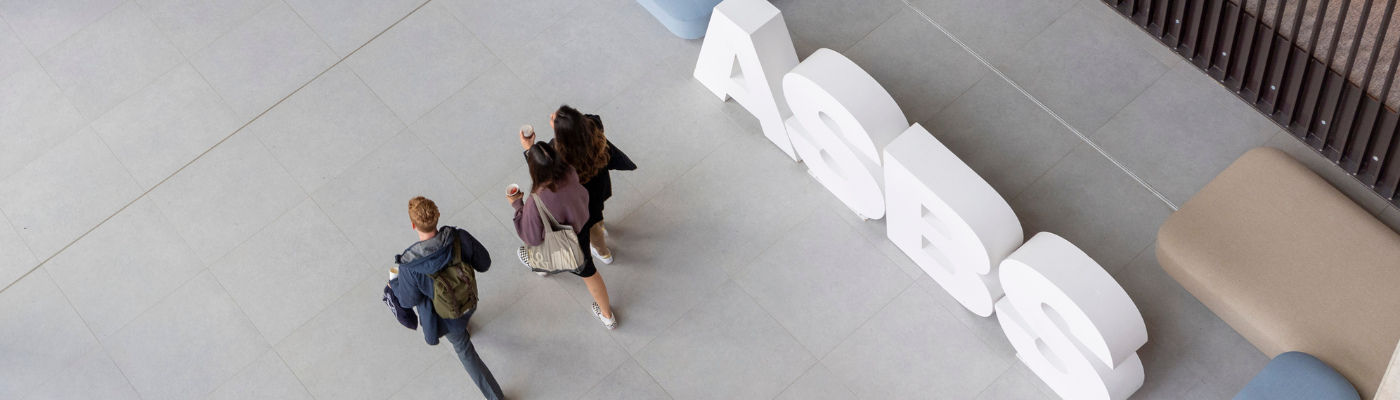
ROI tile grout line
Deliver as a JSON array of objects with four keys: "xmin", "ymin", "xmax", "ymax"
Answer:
[
  {"xmin": 1006, "ymin": 134, "xmax": 1095, "ymax": 207},
  {"xmin": 306, "ymin": 194, "xmax": 384, "ymax": 281},
  {"xmin": 968, "ymin": 364, "xmax": 1020, "ymax": 399},
  {"xmin": 814, "ymin": 169, "xmax": 1028, "ymax": 397},
  {"xmin": 0, "ymin": 13, "xmax": 37, "ymax": 83},
  {"xmin": 154, "ymin": 0, "xmax": 268, "ymax": 59},
  {"xmin": 47, "ymin": 0, "xmax": 187, "ymax": 125},
  {"xmin": 1078, "ymin": 0, "xmax": 1175, "ymax": 69},
  {"xmin": 804, "ymin": 204, "xmax": 925, "ymax": 361},
  {"xmin": 817, "ymin": 280, "xmax": 923, "ymax": 400},
  {"xmin": 724, "ymin": 206, "xmax": 837, "ymax": 378},
  {"xmin": 365, "ymin": 5, "xmax": 506, "ymax": 204},
  {"xmin": 0, "ymin": 0, "xmax": 435, "ymax": 297},
  {"xmin": 18, "ymin": 0, "xmax": 127, "ymax": 61},
  {"xmin": 821, "ymin": 284, "xmax": 915, "ymax": 400},
  {"xmin": 271, "ymin": 349, "xmax": 325, "ymax": 400},
  {"xmin": 16, "ymin": 267, "xmax": 134, "ymax": 400},
  {"xmin": 900, "ymin": 0, "xmax": 1179, "ymax": 211},
  {"xmin": 998, "ymin": 2, "xmax": 1079, "ymax": 72},
  {"xmin": 19, "ymin": 2, "xmax": 664, "ymax": 399},
  {"xmin": 0, "ymin": 203, "xmax": 39, "ymax": 270},
  {"xmin": 592, "ymin": 199, "xmax": 724, "ymax": 366},
  {"xmin": 776, "ymin": 362, "xmax": 823, "ymax": 399},
  {"xmin": 466, "ymin": 0, "xmax": 589, "ymax": 110},
  {"xmin": 571, "ymin": 358, "xmax": 620, "ymax": 400},
  {"xmin": 914, "ymin": 272, "xmax": 1016, "ymax": 363},
  {"xmin": 130, "ymin": 0, "xmax": 251, "ymax": 146},
  {"xmin": 837, "ymin": 5, "xmax": 904, "ymax": 54},
  {"xmin": 97, "ymin": 340, "xmax": 144, "ymax": 400},
  {"xmin": 430, "ymin": 0, "xmax": 544, "ymax": 210},
  {"xmin": 197, "ymin": 267, "xmax": 282, "ymax": 398},
  {"xmin": 384, "ymin": 352, "xmax": 455, "ymax": 400}
]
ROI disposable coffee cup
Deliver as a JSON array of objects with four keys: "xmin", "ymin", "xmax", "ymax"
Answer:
[
  {"xmin": 507, "ymin": 183, "xmax": 520, "ymax": 196},
  {"xmin": 389, "ymin": 267, "xmax": 399, "ymax": 280},
  {"xmin": 520, "ymin": 124, "xmax": 535, "ymax": 140}
]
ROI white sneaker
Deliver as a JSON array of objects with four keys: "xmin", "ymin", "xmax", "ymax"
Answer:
[
  {"xmin": 590, "ymin": 245, "xmax": 613, "ymax": 264},
  {"xmin": 519, "ymin": 246, "xmax": 546, "ymax": 277},
  {"xmin": 592, "ymin": 302, "xmax": 617, "ymax": 330}
]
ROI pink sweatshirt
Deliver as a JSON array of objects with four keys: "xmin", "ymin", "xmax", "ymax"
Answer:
[{"xmin": 512, "ymin": 168, "xmax": 590, "ymax": 246}]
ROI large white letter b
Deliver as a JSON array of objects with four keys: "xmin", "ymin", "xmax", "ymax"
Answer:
[{"xmin": 884, "ymin": 124, "xmax": 1022, "ymax": 317}]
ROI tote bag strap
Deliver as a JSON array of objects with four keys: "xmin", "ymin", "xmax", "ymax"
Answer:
[{"xmin": 530, "ymin": 193, "xmax": 562, "ymax": 231}]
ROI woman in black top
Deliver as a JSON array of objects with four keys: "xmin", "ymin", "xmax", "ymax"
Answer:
[{"xmin": 545, "ymin": 105, "xmax": 635, "ymax": 265}]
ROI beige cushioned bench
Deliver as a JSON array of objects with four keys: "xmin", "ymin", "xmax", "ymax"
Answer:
[{"xmin": 1157, "ymin": 147, "xmax": 1400, "ymax": 399}]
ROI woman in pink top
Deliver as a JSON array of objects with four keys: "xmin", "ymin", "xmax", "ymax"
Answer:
[{"xmin": 508, "ymin": 142, "xmax": 616, "ymax": 329}]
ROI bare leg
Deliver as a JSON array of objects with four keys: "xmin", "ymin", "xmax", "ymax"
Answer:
[
  {"xmin": 589, "ymin": 222, "xmax": 610, "ymax": 257},
  {"xmin": 582, "ymin": 272, "xmax": 612, "ymax": 319}
]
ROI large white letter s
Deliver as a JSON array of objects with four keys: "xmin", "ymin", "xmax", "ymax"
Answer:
[
  {"xmin": 692, "ymin": 0, "xmax": 802, "ymax": 161},
  {"xmin": 996, "ymin": 232, "xmax": 1147, "ymax": 400},
  {"xmin": 783, "ymin": 48, "xmax": 908, "ymax": 219}
]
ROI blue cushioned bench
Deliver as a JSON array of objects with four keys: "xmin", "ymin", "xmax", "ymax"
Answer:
[
  {"xmin": 1234, "ymin": 352, "xmax": 1360, "ymax": 400},
  {"xmin": 637, "ymin": 0, "xmax": 725, "ymax": 39}
]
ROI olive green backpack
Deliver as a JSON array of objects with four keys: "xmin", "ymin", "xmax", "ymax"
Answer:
[{"xmin": 431, "ymin": 238, "xmax": 478, "ymax": 319}]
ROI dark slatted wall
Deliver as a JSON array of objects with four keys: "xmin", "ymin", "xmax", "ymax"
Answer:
[{"xmin": 1105, "ymin": 0, "xmax": 1400, "ymax": 203}]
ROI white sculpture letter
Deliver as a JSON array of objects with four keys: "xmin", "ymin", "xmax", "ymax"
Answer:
[
  {"xmin": 995, "ymin": 233, "xmax": 1147, "ymax": 400},
  {"xmin": 783, "ymin": 48, "xmax": 908, "ymax": 219},
  {"xmin": 692, "ymin": 0, "xmax": 802, "ymax": 161},
  {"xmin": 884, "ymin": 125, "xmax": 1022, "ymax": 317}
]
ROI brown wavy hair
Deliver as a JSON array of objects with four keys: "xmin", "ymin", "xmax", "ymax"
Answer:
[{"xmin": 552, "ymin": 105, "xmax": 609, "ymax": 184}]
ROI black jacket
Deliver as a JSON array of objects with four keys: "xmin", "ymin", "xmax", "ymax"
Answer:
[{"xmin": 559, "ymin": 114, "xmax": 636, "ymax": 216}]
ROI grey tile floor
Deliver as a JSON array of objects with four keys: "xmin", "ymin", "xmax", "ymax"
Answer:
[{"xmin": 3, "ymin": 0, "xmax": 1398, "ymax": 399}]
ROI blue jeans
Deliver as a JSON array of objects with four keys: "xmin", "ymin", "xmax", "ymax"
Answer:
[{"xmin": 444, "ymin": 311, "xmax": 503, "ymax": 400}]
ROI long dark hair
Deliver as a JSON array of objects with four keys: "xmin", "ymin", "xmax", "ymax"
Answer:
[
  {"xmin": 552, "ymin": 105, "xmax": 609, "ymax": 184},
  {"xmin": 526, "ymin": 142, "xmax": 568, "ymax": 193}
]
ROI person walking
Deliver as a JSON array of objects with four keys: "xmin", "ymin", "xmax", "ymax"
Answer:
[
  {"xmin": 508, "ymin": 142, "xmax": 618, "ymax": 330},
  {"xmin": 546, "ymin": 105, "xmax": 636, "ymax": 265},
  {"xmin": 390, "ymin": 197, "xmax": 505, "ymax": 400}
]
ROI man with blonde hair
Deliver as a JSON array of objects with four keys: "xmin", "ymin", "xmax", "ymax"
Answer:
[{"xmin": 389, "ymin": 196, "xmax": 503, "ymax": 400}]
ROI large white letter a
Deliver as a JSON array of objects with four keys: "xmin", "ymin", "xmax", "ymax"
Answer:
[{"xmin": 693, "ymin": 0, "xmax": 802, "ymax": 161}]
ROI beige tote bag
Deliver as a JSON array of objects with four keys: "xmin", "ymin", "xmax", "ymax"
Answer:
[{"xmin": 524, "ymin": 194, "xmax": 586, "ymax": 274}]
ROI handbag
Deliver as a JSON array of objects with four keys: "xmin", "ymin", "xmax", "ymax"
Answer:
[
  {"xmin": 523, "ymin": 193, "xmax": 586, "ymax": 274},
  {"xmin": 382, "ymin": 285, "xmax": 418, "ymax": 330}
]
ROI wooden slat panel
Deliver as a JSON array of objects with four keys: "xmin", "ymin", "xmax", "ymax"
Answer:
[
  {"xmin": 1258, "ymin": 36, "xmax": 1294, "ymax": 112},
  {"xmin": 1274, "ymin": 46, "xmax": 1312, "ymax": 124},
  {"xmin": 1342, "ymin": 94, "xmax": 1381, "ymax": 173},
  {"xmin": 1309, "ymin": 70, "xmax": 1346, "ymax": 145},
  {"xmin": 1226, "ymin": 12, "xmax": 1257, "ymax": 91},
  {"xmin": 1289, "ymin": 59, "xmax": 1328, "ymax": 138},
  {"xmin": 1150, "ymin": 0, "xmax": 1172, "ymax": 36},
  {"xmin": 1241, "ymin": 23, "xmax": 1274, "ymax": 102},
  {"xmin": 1166, "ymin": 0, "xmax": 1190, "ymax": 48},
  {"xmin": 1196, "ymin": 0, "xmax": 1225, "ymax": 69},
  {"xmin": 1134, "ymin": 0, "xmax": 1153, "ymax": 26},
  {"xmin": 1326, "ymin": 83, "xmax": 1364, "ymax": 161},
  {"xmin": 1363, "ymin": 109, "xmax": 1400, "ymax": 186},
  {"xmin": 1210, "ymin": 1, "xmax": 1241, "ymax": 80},
  {"xmin": 1101, "ymin": 0, "xmax": 1399, "ymax": 205},
  {"xmin": 1180, "ymin": 0, "xmax": 1206, "ymax": 57}
]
